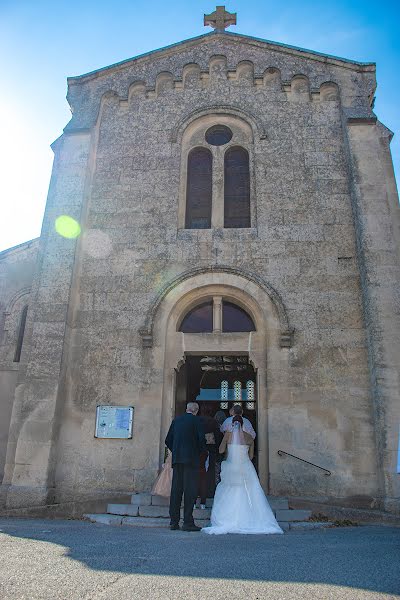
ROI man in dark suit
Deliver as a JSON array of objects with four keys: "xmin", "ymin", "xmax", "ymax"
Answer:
[{"xmin": 165, "ymin": 402, "xmax": 206, "ymax": 531}]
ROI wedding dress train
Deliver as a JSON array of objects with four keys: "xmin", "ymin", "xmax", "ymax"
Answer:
[{"xmin": 202, "ymin": 441, "xmax": 283, "ymax": 535}]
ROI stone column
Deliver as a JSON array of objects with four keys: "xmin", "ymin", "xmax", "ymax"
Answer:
[
  {"xmin": 2, "ymin": 130, "xmax": 93, "ymax": 508},
  {"xmin": 345, "ymin": 118, "xmax": 400, "ymax": 513},
  {"xmin": 213, "ymin": 296, "xmax": 222, "ymax": 332}
]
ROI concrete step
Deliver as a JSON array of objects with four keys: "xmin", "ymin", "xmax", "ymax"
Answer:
[{"xmin": 275, "ymin": 509, "xmax": 312, "ymax": 522}]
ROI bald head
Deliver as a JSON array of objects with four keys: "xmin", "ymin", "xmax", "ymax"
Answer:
[{"xmin": 186, "ymin": 402, "xmax": 199, "ymax": 415}]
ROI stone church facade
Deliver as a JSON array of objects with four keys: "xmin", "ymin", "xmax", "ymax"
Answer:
[{"xmin": 1, "ymin": 11, "xmax": 399, "ymax": 514}]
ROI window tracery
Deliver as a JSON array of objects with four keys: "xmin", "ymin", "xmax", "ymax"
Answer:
[{"xmin": 178, "ymin": 114, "xmax": 254, "ymax": 230}]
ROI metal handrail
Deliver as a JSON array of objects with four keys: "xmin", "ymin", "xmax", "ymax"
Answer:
[{"xmin": 277, "ymin": 450, "xmax": 331, "ymax": 476}]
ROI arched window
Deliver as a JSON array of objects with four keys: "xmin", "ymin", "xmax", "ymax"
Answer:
[
  {"xmin": 14, "ymin": 305, "xmax": 28, "ymax": 363},
  {"xmin": 222, "ymin": 301, "xmax": 255, "ymax": 332},
  {"xmin": 185, "ymin": 147, "xmax": 212, "ymax": 229},
  {"xmin": 179, "ymin": 301, "xmax": 213, "ymax": 333},
  {"xmin": 179, "ymin": 299, "xmax": 256, "ymax": 333},
  {"xmin": 233, "ymin": 381, "xmax": 242, "ymax": 401},
  {"xmin": 224, "ymin": 146, "xmax": 250, "ymax": 228},
  {"xmin": 221, "ymin": 380, "xmax": 228, "ymax": 399},
  {"xmin": 246, "ymin": 380, "xmax": 255, "ymax": 400}
]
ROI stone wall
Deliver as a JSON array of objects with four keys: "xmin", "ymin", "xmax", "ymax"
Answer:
[
  {"xmin": 2, "ymin": 32, "xmax": 399, "ymax": 511},
  {"xmin": 0, "ymin": 239, "xmax": 38, "ymax": 490}
]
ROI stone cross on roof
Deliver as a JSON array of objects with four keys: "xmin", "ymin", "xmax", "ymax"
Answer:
[{"xmin": 204, "ymin": 6, "xmax": 237, "ymax": 32}]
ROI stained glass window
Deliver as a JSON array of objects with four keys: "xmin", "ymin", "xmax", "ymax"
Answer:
[
  {"xmin": 222, "ymin": 302, "xmax": 255, "ymax": 332},
  {"xmin": 246, "ymin": 380, "xmax": 255, "ymax": 401},
  {"xmin": 246, "ymin": 402, "xmax": 255, "ymax": 410},
  {"xmin": 224, "ymin": 146, "xmax": 250, "ymax": 228},
  {"xmin": 220, "ymin": 401, "xmax": 228, "ymax": 409},
  {"xmin": 185, "ymin": 147, "xmax": 212, "ymax": 229},
  {"xmin": 221, "ymin": 380, "xmax": 228, "ymax": 399},
  {"xmin": 233, "ymin": 380, "xmax": 242, "ymax": 401},
  {"xmin": 179, "ymin": 301, "xmax": 213, "ymax": 333}
]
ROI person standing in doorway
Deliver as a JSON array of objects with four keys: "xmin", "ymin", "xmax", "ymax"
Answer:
[
  {"xmin": 221, "ymin": 404, "xmax": 256, "ymax": 439},
  {"xmin": 198, "ymin": 406, "xmax": 223, "ymax": 508},
  {"xmin": 165, "ymin": 402, "xmax": 206, "ymax": 531}
]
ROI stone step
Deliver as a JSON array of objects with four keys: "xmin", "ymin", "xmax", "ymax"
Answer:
[
  {"xmin": 107, "ymin": 503, "xmax": 139, "ymax": 516},
  {"xmin": 288, "ymin": 521, "xmax": 334, "ymax": 530},
  {"xmin": 132, "ymin": 494, "xmax": 288, "ymax": 510},
  {"xmin": 275, "ymin": 509, "xmax": 312, "ymax": 522},
  {"xmin": 112, "ymin": 502, "xmax": 290, "ymax": 520},
  {"xmin": 131, "ymin": 493, "xmax": 151, "ymax": 506},
  {"xmin": 148, "ymin": 495, "xmax": 214, "ymax": 508},
  {"xmin": 267, "ymin": 497, "xmax": 289, "ymax": 510},
  {"xmin": 85, "ymin": 514, "xmax": 210, "ymax": 528},
  {"xmin": 85, "ymin": 513, "xmax": 332, "ymax": 532},
  {"xmin": 108, "ymin": 503, "xmax": 211, "ymax": 520}
]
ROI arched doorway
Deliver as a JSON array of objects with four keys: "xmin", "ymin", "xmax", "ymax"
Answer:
[{"xmin": 146, "ymin": 267, "xmax": 292, "ymax": 492}]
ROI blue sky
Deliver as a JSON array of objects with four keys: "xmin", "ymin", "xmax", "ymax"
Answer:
[{"xmin": 1, "ymin": 0, "xmax": 399, "ymax": 252}]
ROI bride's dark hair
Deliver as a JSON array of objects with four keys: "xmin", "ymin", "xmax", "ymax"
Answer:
[{"xmin": 232, "ymin": 415, "xmax": 243, "ymax": 426}]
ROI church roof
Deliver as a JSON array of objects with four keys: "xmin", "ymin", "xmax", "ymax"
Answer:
[{"xmin": 68, "ymin": 30, "xmax": 375, "ymax": 84}]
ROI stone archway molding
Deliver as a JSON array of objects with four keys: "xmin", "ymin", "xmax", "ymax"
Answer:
[
  {"xmin": 4, "ymin": 287, "xmax": 31, "ymax": 314},
  {"xmin": 139, "ymin": 264, "xmax": 293, "ymax": 348},
  {"xmin": 170, "ymin": 104, "xmax": 268, "ymax": 143}
]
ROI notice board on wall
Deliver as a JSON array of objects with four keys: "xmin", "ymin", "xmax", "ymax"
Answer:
[{"xmin": 95, "ymin": 406, "xmax": 134, "ymax": 439}]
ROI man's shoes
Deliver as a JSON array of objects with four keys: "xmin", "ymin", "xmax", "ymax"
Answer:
[
  {"xmin": 182, "ymin": 523, "xmax": 201, "ymax": 532},
  {"xmin": 170, "ymin": 523, "xmax": 180, "ymax": 530}
]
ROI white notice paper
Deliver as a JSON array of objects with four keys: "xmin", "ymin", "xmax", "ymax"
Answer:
[{"xmin": 95, "ymin": 405, "xmax": 134, "ymax": 439}]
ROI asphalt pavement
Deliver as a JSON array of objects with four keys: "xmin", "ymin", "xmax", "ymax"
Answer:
[{"xmin": 0, "ymin": 518, "xmax": 399, "ymax": 599}]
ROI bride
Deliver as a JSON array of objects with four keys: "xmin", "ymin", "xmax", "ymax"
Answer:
[{"xmin": 202, "ymin": 414, "xmax": 283, "ymax": 535}]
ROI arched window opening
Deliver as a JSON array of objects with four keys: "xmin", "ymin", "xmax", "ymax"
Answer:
[
  {"xmin": 224, "ymin": 146, "xmax": 250, "ymax": 228},
  {"xmin": 233, "ymin": 381, "xmax": 242, "ymax": 401},
  {"xmin": 14, "ymin": 305, "xmax": 28, "ymax": 363},
  {"xmin": 222, "ymin": 301, "xmax": 255, "ymax": 332},
  {"xmin": 246, "ymin": 380, "xmax": 255, "ymax": 400},
  {"xmin": 221, "ymin": 380, "xmax": 228, "ymax": 399},
  {"xmin": 185, "ymin": 148, "xmax": 212, "ymax": 229},
  {"xmin": 179, "ymin": 301, "xmax": 213, "ymax": 333}
]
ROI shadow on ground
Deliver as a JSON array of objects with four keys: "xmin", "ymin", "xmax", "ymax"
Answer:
[{"xmin": 0, "ymin": 518, "xmax": 399, "ymax": 598}]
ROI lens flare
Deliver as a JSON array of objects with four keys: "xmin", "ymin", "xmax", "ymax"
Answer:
[{"xmin": 55, "ymin": 215, "xmax": 81, "ymax": 239}]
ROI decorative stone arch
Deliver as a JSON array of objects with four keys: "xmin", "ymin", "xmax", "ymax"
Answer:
[
  {"xmin": 2, "ymin": 287, "xmax": 31, "ymax": 363},
  {"xmin": 4, "ymin": 287, "xmax": 31, "ymax": 317},
  {"xmin": 140, "ymin": 265, "xmax": 293, "ymax": 347},
  {"xmin": 170, "ymin": 104, "xmax": 268, "ymax": 143},
  {"xmin": 145, "ymin": 267, "xmax": 293, "ymax": 491}
]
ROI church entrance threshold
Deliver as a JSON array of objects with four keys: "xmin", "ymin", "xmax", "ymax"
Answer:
[{"xmin": 175, "ymin": 355, "xmax": 258, "ymax": 475}]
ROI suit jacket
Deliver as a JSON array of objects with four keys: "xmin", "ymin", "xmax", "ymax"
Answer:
[{"xmin": 165, "ymin": 413, "xmax": 206, "ymax": 467}]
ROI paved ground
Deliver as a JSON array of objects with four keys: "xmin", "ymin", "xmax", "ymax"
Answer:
[{"xmin": 0, "ymin": 518, "xmax": 399, "ymax": 600}]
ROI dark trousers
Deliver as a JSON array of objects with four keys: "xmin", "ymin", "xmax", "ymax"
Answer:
[
  {"xmin": 169, "ymin": 463, "xmax": 199, "ymax": 525},
  {"xmin": 198, "ymin": 451, "xmax": 208, "ymax": 504}
]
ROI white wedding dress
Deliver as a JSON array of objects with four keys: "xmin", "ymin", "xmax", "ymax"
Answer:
[{"xmin": 202, "ymin": 425, "xmax": 283, "ymax": 535}]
